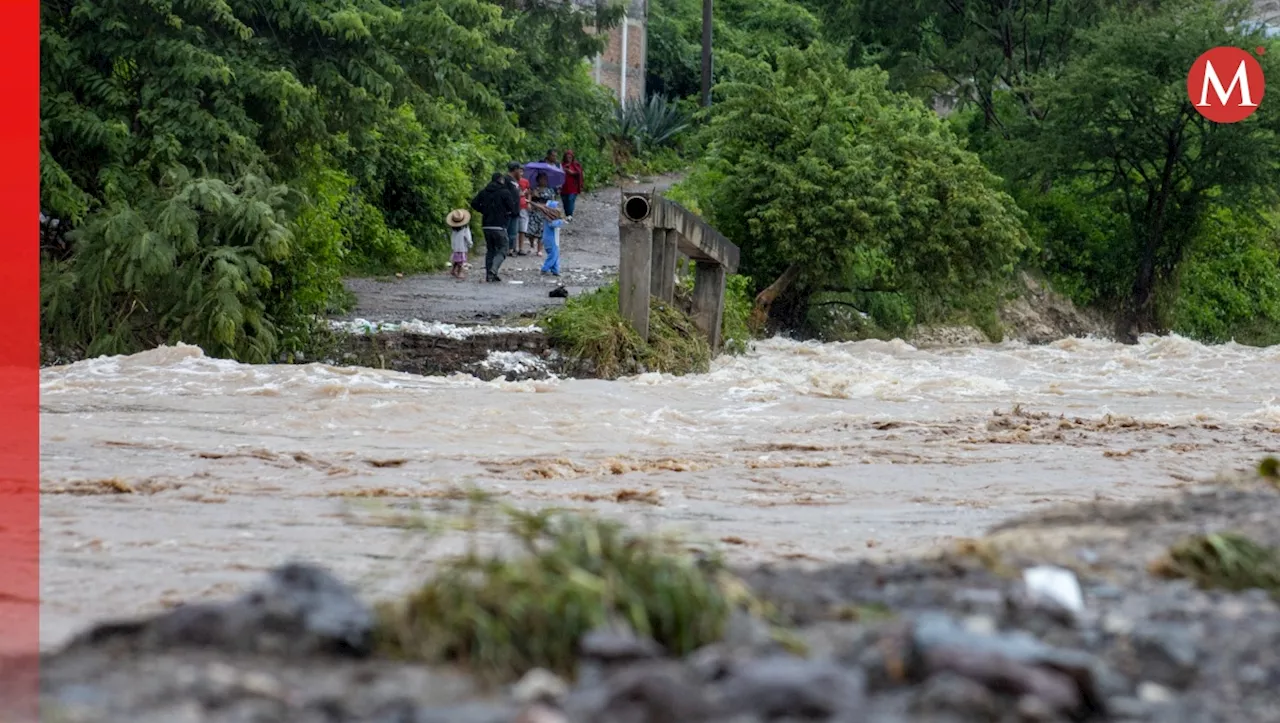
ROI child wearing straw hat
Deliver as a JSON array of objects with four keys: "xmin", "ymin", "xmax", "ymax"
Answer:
[{"xmin": 446, "ymin": 208, "xmax": 473, "ymax": 279}]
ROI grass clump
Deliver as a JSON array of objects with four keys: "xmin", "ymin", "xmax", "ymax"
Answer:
[
  {"xmin": 1259, "ymin": 456, "xmax": 1279, "ymax": 483},
  {"xmin": 1151, "ymin": 532, "xmax": 1280, "ymax": 594},
  {"xmin": 672, "ymin": 264, "xmax": 756, "ymax": 354},
  {"xmin": 373, "ymin": 503, "xmax": 754, "ymax": 680},
  {"xmin": 541, "ymin": 281, "xmax": 712, "ymax": 378}
]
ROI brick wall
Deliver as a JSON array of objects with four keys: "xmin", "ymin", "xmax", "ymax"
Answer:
[{"xmin": 586, "ymin": 0, "xmax": 647, "ymax": 102}]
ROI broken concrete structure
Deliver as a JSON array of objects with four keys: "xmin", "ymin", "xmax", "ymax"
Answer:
[{"xmin": 616, "ymin": 188, "xmax": 740, "ymax": 353}]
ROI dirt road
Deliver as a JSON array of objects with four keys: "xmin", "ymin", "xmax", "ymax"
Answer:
[{"xmin": 338, "ymin": 175, "xmax": 682, "ymax": 324}]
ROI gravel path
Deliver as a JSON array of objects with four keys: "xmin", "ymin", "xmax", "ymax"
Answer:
[{"xmin": 338, "ymin": 175, "xmax": 683, "ymax": 324}]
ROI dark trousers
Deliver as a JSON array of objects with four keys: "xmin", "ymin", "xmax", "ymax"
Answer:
[
  {"xmin": 563, "ymin": 193, "xmax": 578, "ymax": 217},
  {"xmin": 483, "ymin": 227, "xmax": 508, "ymax": 280},
  {"xmin": 507, "ymin": 217, "xmax": 520, "ymax": 252}
]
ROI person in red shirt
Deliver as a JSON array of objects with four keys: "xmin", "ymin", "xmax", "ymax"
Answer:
[
  {"xmin": 516, "ymin": 174, "xmax": 531, "ymax": 254},
  {"xmin": 561, "ymin": 149, "xmax": 584, "ymax": 222}
]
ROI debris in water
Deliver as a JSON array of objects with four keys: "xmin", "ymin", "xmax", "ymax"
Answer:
[
  {"xmin": 328, "ymin": 319, "xmax": 541, "ymax": 338},
  {"xmin": 479, "ymin": 351, "xmax": 547, "ymax": 377}
]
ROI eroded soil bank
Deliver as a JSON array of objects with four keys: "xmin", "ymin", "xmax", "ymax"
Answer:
[{"xmin": 29, "ymin": 476, "xmax": 1280, "ymax": 723}]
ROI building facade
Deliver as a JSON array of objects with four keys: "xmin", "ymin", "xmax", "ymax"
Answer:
[{"xmin": 577, "ymin": 0, "xmax": 648, "ymax": 103}]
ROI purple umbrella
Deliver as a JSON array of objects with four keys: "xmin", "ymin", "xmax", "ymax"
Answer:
[{"xmin": 523, "ymin": 162, "xmax": 565, "ymax": 189}]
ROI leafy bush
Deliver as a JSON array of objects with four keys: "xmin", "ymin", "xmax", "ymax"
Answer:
[
  {"xmin": 721, "ymin": 273, "xmax": 755, "ymax": 353},
  {"xmin": 41, "ymin": 170, "xmax": 299, "ymax": 363},
  {"xmin": 374, "ymin": 501, "xmax": 749, "ymax": 679},
  {"xmin": 1170, "ymin": 208, "xmax": 1280, "ymax": 346},
  {"xmin": 680, "ymin": 44, "xmax": 1029, "ymax": 334}
]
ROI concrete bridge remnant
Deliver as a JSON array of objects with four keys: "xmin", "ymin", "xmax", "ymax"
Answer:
[{"xmin": 617, "ymin": 189, "xmax": 740, "ymax": 353}]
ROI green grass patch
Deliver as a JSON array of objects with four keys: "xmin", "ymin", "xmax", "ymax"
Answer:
[
  {"xmin": 1152, "ymin": 532, "xmax": 1280, "ymax": 595},
  {"xmin": 540, "ymin": 282, "xmax": 712, "ymax": 378},
  {"xmin": 672, "ymin": 263, "xmax": 755, "ymax": 354},
  {"xmin": 372, "ymin": 498, "xmax": 767, "ymax": 681}
]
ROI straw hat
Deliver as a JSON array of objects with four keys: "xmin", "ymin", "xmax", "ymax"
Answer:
[{"xmin": 446, "ymin": 208, "xmax": 471, "ymax": 228}]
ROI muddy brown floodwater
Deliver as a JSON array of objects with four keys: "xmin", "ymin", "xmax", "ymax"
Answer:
[{"xmin": 38, "ymin": 335, "xmax": 1280, "ymax": 649}]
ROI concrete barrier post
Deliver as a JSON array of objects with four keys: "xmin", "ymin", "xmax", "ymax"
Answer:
[
  {"xmin": 650, "ymin": 228, "xmax": 678, "ymax": 302},
  {"xmin": 691, "ymin": 260, "xmax": 726, "ymax": 354},
  {"xmin": 619, "ymin": 193, "xmax": 654, "ymax": 340}
]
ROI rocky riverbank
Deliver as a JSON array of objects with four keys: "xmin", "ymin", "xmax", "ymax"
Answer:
[
  {"xmin": 32, "ymin": 471, "xmax": 1280, "ymax": 723},
  {"xmin": 907, "ymin": 272, "xmax": 1113, "ymax": 348}
]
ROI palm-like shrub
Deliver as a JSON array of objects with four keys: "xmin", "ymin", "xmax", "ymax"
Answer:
[{"xmin": 607, "ymin": 94, "xmax": 691, "ymax": 162}]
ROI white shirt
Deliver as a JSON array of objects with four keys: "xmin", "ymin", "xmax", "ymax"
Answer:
[{"xmin": 450, "ymin": 227, "xmax": 473, "ymax": 253}]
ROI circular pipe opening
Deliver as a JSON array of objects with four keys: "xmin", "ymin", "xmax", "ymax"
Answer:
[{"xmin": 623, "ymin": 195, "xmax": 651, "ymax": 222}]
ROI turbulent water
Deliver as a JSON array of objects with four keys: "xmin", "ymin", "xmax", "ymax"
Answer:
[{"xmin": 39, "ymin": 335, "xmax": 1280, "ymax": 649}]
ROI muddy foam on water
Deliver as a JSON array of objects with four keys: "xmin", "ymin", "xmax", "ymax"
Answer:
[{"xmin": 38, "ymin": 335, "xmax": 1280, "ymax": 649}]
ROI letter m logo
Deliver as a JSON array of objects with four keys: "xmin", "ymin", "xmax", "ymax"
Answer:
[
  {"xmin": 1197, "ymin": 59, "xmax": 1258, "ymax": 107},
  {"xmin": 1188, "ymin": 47, "xmax": 1266, "ymax": 123}
]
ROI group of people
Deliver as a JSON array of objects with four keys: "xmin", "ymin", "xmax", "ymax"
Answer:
[{"xmin": 450, "ymin": 149, "xmax": 585, "ymax": 283}]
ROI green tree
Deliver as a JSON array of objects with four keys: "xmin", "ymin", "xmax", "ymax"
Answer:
[
  {"xmin": 801, "ymin": 0, "xmax": 1134, "ymax": 121},
  {"xmin": 678, "ymin": 44, "xmax": 1029, "ymax": 335},
  {"xmin": 1025, "ymin": 0, "xmax": 1280, "ymax": 337},
  {"xmin": 647, "ymin": 0, "xmax": 821, "ymax": 100}
]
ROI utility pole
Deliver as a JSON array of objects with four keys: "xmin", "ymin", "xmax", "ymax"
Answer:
[{"xmin": 700, "ymin": 0, "xmax": 712, "ymax": 106}]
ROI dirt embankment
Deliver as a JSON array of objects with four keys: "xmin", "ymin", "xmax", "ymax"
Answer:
[
  {"xmin": 908, "ymin": 272, "xmax": 1112, "ymax": 348},
  {"xmin": 28, "ymin": 471, "xmax": 1280, "ymax": 723}
]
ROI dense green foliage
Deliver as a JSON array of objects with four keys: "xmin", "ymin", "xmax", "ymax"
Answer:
[
  {"xmin": 42, "ymin": 0, "xmax": 1280, "ymax": 362},
  {"xmin": 647, "ymin": 0, "xmax": 822, "ymax": 99},
  {"xmin": 675, "ymin": 45, "xmax": 1029, "ymax": 334},
  {"xmin": 1012, "ymin": 1, "xmax": 1280, "ymax": 338},
  {"xmin": 40, "ymin": 0, "xmax": 623, "ymax": 361},
  {"xmin": 656, "ymin": 0, "xmax": 1280, "ymax": 345}
]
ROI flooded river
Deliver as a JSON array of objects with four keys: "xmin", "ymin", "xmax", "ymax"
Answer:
[{"xmin": 39, "ymin": 335, "xmax": 1280, "ymax": 648}]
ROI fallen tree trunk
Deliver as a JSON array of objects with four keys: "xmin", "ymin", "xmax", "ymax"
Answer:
[{"xmin": 750, "ymin": 263, "xmax": 801, "ymax": 333}]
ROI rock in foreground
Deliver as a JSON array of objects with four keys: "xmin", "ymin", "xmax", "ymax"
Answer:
[{"xmin": 36, "ymin": 480, "xmax": 1280, "ymax": 723}]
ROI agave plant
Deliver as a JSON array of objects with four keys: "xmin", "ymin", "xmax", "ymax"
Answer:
[{"xmin": 608, "ymin": 94, "xmax": 691, "ymax": 158}]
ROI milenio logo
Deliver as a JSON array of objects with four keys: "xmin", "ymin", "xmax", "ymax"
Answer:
[{"xmin": 1187, "ymin": 46, "xmax": 1266, "ymax": 123}]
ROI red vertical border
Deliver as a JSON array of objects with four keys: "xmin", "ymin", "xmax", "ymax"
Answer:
[{"xmin": 0, "ymin": 0, "xmax": 41, "ymax": 719}]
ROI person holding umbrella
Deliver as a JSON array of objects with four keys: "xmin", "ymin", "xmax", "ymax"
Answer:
[
  {"xmin": 522, "ymin": 160, "xmax": 565, "ymax": 192},
  {"xmin": 525, "ymin": 171, "xmax": 558, "ymax": 256}
]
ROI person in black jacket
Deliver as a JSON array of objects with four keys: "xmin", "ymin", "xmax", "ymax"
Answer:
[
  {"xmin": 470, "ymin": 173, "xmax": 518, "ymax": 282},
  {"xmin": 504, "ymin": 162, "xmax": 524, "ymax": 255}
]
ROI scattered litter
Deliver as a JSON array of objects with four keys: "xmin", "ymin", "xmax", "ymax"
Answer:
[
  {"xmin": 329, "ymin": 319, "xmax": 542, "ymax": 338},
  {"xmin": 1023, "ymin": 565, "xmax": 1085, "ymax": 617}
]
